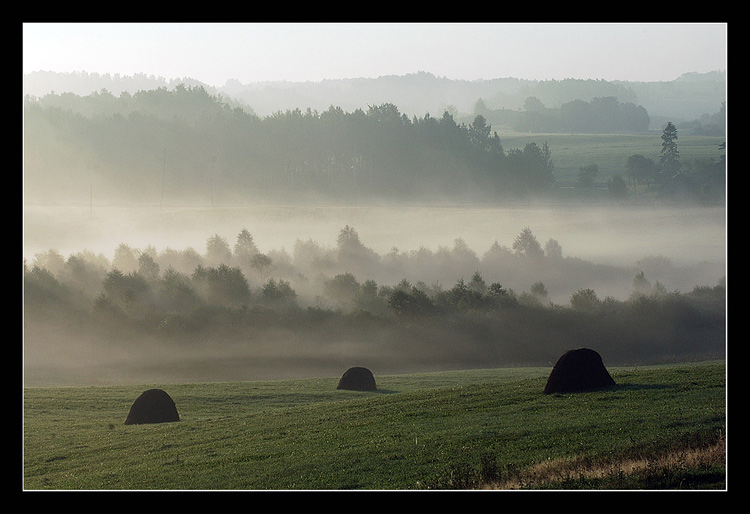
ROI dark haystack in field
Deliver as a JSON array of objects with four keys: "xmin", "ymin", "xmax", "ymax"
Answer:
[
  {"xmin": 124, "ymin": 389, "xmax": 180, "ymax": 425},
  {"xmin": 543, "ymin": 348, "xmax": 616, "ymax": 394},
  {"xmin": 337, "ymin": 367, "xmax": 377, "ymax": 391}
]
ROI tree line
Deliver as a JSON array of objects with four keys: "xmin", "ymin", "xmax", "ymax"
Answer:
[
  {"xmin": 24, "ymin": 225, "xmax": 726, "ymax": 368},
  {"xmin": 477, "ymin": 95, "xmax": 651, "ymax": 134},
  {"xmin": 24, "ymin": 85, "xmax": 556, "ymax": 202},
  {"xmin": 24, "ymin": 85, "xmax": 726, "ymax": 205}
]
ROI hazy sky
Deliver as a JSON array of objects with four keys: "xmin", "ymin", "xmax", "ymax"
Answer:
[{"xmin": 23, "ymin": 23, "xmax": 727, "ymax": 85}]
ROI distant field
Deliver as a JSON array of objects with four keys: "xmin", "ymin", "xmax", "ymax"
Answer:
[
  {"xmin": 497, "ymin": 131, "xmax": 725, "ymax": 186},
  {"xmin": 23, "ymin": 361, "xmax": 725, "ymax": 490}
]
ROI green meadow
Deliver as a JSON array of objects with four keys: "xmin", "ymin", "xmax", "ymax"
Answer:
[
  {"xmin": 23, "ymin": 361, "xmax": 725, "ymax": 490},
  {"xmin": 498, "ymin": 131, "xmax": 725, "ymax": 186}
]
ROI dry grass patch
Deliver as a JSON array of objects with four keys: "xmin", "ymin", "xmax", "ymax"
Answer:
[{"xmin": 485, "ymin": 436, "xmax": 726, "ymax": 490}]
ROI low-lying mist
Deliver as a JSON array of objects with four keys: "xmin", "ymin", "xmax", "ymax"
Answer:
[
  {"xmin": 23, "ymin": 202, "xmax": 726, "ymax": 386},
  {"xmin": 24, "ymin": 202, "xmax": 725, "ymax": 272}
]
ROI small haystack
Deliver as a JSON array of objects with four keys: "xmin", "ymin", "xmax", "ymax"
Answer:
[
  {"xmin": 337, "ymin": 367, "xmax": 377, "ymax": 391},
  {"xmin": 124, "ymin": 388, "xmax": 180, "ymax": 425},
  {"xmin": 543, "ymin": 348, "xmax": 616, "ymax": 394}
]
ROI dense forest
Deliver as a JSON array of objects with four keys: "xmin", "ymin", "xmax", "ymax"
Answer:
[
  {"xmin": 23, "ymin": 84, "xmax": 725, "ymax": 204},
  {"xmin": 24, "ymin": 223, "xmax": 726, "ymax": 384},
  {"xmin": 23, "ymin": 85, "xmax": 556, "ymax": 203}
]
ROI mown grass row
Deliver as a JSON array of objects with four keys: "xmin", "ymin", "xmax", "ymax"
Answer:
[{"xmin": 23, "ymin": 362, "xmax": 725, "ymax": 490}]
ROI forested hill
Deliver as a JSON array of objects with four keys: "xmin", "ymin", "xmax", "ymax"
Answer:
[
  {"xmin": 23, "ymin": 69, "xmax": 726, "ymax": 205},
  {"xmin": 23, "ymin": 86, "xmax": 557, "ymax": 204},
  {"xmin": 23, "ymin": 70, "xmax": 726, "ymax": 123}
]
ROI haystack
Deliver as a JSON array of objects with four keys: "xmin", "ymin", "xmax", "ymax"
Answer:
[
  {"xmin": 124, "ymin": 388, "xmax": 180, "ymax": 425},
  {"xmin": 543, "ymin": 348, "xmax": 616, "ymax": 394},
  {"xmin": 337, "ymin": 367, "xmax": 377, "ymax": 391}
]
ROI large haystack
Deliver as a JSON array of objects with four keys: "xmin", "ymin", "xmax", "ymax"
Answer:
[
  {"xmin": 337, "ymin": 367, "xmax": 377, "ymax": 391},
  {"xmin": 543, "ymin": 348, "xmax": 616, "ymax": 394},
  {"xmin": 124, "ymin": 388, "xmax": 180, "ymax": 425}
]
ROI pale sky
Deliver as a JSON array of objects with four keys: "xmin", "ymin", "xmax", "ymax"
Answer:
[{"xmin": 23, "ymin": 23, "xmax": 727, "ymax": 86}]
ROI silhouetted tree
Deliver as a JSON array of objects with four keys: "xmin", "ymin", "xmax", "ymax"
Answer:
[
  {"xmin": 249, "ymin": 253, "xmax": 273, "ymax": 281},
  {"xmin": 468, "ymin": 271, "xmax": 487, "ymax": 295},
  {"xmin": 261, "ymin": 278, "xmax": 297, "ymax": 308},
  {"xmin": 660, "ymin": 122, "xmax": 681, "ymax": 176},
  {"xmin": 24, "ymin": 264, "xmax": 72, "ymax": 310},
  {"xmin": 355, "ymin": 279, "xmax": 386, "ymax": 313},
  {"xmin": 102, "ymin": 268, "xmax": 152, "ymax": 316},
  {"xmin": 138, "ymin": 252, "xmax": 160, "ymax": 282},
  {"xmin": 63, "ymin": 252, "xmax": 108, "ymax": 298},
  {"xmin": 159, "ymin": 266, "xmax": 201, "ymax": 313},
  {"xmin": 234, "ymin": 228, "xmax": 259, "ymax": 265},
  {"xmin": 337, "ymin": 225, "xmax": 379, "ymax": 271},
  {"xmin": 544, "ymin": 239, "xmax": 563, "ymax": 260},
  {"xmin": 32, "ymin": 249, "xmax": 66, "ymax": 276},
  {"xmin": 513, "ymin": 227, "xmax": 544, "ymax": 259},
  {"xmin": 487, "ymin": 282, "xmax": 514, "ymax": 306},
  {"xmin": 205, "ymin": 234, "xmax": 232, "ymax": 267},
  {"xmin": 324, "ymin": 272, "xmax": 361, "ymax": 309},
  {"xmin": 388, "ymin": 286, "xmax": 435, "ymax": 317},
  {"xmin": 192, "ymin": 264, "xmax": 250, "ymax": 307},
  {"xmin": 570, "ymin": 288, "xmax": 600, "ymax": 311}
]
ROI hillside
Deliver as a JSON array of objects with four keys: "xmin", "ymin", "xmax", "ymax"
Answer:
[
  {"xmin": 23, "ymin": 70, "xmax": 726, "ymax": 125},
  {"xmin": 22, "ymin": 80, "xmax": 726, "ymax": 205}
]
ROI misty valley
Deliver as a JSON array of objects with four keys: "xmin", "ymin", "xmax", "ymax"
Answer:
[
  {"xmin": 23, "ymin": 211, "xmax": 725, "ymax": 386},
  {"xmin": 23, "ymin": 75, "xmax": 726, "ymax": 387},
  {"xmin": 21, "ymin": 26, "xmax": 728, "ymax": 491}
]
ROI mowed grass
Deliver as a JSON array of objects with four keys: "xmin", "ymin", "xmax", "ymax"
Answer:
[{"xmin": 23, "ymin": 362, "xmax": 725, "ymax": 490}]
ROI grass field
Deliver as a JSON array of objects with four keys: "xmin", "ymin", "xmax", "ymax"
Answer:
[
  {"xmin": 496, "ymin": 131, "xmax": 725, "ymax": 186},
  {"xmin": 23, "ymin": 361, "xmax": 726, "ymax": 490}
]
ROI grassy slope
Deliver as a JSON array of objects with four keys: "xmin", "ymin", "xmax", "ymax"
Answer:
[
  {"xmin": 23, "ymin": 362, "xmax": 725, "ymax": 490},
  {"xmin": 497, "ymin": 131, "xmax": 725, "ymax": 186}
]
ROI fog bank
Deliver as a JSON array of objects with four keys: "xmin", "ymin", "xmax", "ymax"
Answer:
[{"xmin": 24, "ymin": 203, "xmax": 725, "ymax": 268}]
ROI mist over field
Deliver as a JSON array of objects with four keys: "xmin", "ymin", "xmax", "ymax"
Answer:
[
  {"xmin": 23, "ymin": 201, "xmax": 726, "ymax": 386},
  {"xmin": 22, "ymin": 68, "xmax": 726, "ymax": 387},
  {"xmin": 23, "ymin": 202, "xmax": 725, "ymax": 298}
]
